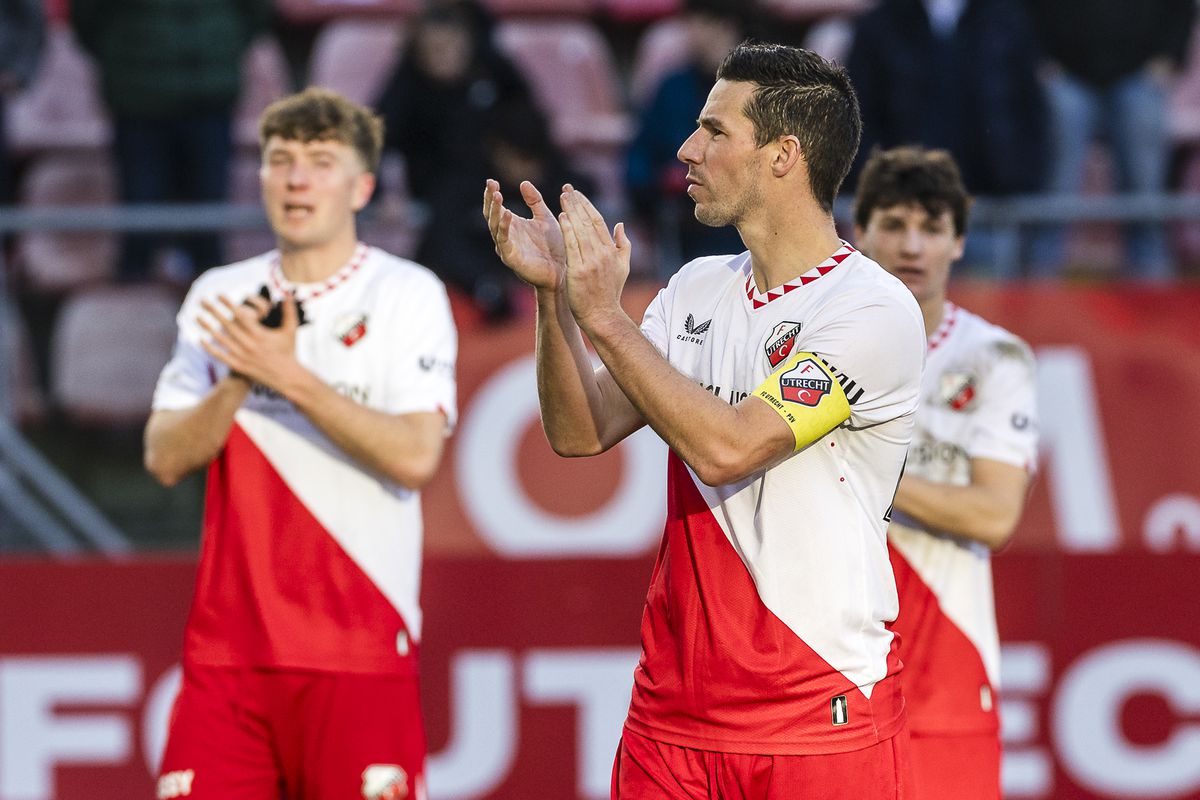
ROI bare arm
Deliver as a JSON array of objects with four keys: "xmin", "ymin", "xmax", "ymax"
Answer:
[
  {"xmin": 484, "ymin": 179, "xmax": 642, "ymax": 455},
  {"xmin": 558, "ymin": 188, "xmax": 796, "ymax": 485},
  {"xmin": 144, "ymin": 375, "xmax": 251, "ymax": 487},
  {"xmin": 893, "ymin": 457, "xmax": 1031, "ymax": 550},
  {"xmin": 196, "ymin": 295, "xmax": 447, "ymax": 490}
]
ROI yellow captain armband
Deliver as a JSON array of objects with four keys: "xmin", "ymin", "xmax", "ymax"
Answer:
[{"xmin": 752, "ymin": 351, "xmax": 851, "ymax": 451}]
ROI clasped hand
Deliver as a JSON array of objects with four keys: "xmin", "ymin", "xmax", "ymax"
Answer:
[
  {"xmin": 198, "ymin": 293, "xmax": 302, "ymax": 391},
  {"xmin": 483, "ymin": 179, "xmax": 632, "ymax": 329}
]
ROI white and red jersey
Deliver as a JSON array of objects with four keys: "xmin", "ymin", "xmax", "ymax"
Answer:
[
  {"xmin": 627, "ymin": 243, "xmax": 926, "ymax": 755},
  {"xmin": 888, "ymin": 301, "xmax": 1037, "ymax": 735},
  {"xmin": 152, "ymin": 244, "xmax": 457, "ymax": 676}
]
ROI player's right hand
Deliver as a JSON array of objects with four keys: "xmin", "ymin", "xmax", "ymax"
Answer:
[{"xmin": 483, "ymin": 179, "xmax": 566, "ymax": 291}]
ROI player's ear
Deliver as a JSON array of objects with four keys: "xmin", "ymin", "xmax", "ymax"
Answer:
[
  {"xmin": 351, "ymin": 172, "xmax": 376, "ymax": 213},
  {"xmin": 771, "ymin": 135, "xmax": 803, "ymax": 178}
]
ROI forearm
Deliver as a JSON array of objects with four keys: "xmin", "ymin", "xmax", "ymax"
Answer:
[
  {"xmin": 144, "ymin": 377, "xmax": 251, "ymax": 486},
  {"xmin": 533, "ymin": 287, "xmax": 619, "ymax": 455},
  {"xmin": 582, "ymin": 309, "xmax": 785, "ymax": 486},
  {"xmin": 893, "ymin": 475, "xmax": 1021, "ymax": 550},
  {"xmin": 280, "ymin": 368, "xmax": 444, "ymax": 490}
]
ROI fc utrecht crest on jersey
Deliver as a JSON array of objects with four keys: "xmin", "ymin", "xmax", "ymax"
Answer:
[
  {"xmin": 779, "ymin": 357, "xmax": 831, "ymax": 407},
  {"xmin": 939, "ymin": 371, "xmax": 976, "ymax": 411},
  {"xmin": 335, "ymin": 311, "xmax": 369, "ymax": 347},
  {"xmin": 676, "ymin": 313, "xmax": 712, "ymax": 344},
  {"xmin": 764, "ymin": 321, "xmax": 802, "ymax": 367}
]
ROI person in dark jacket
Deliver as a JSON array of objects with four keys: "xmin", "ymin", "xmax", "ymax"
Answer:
[
  {"xmin": 846, "ymin": 0, "xmax": 1046, "ymax": 274},
  {"xmin": 0, "ymin": 0, "xmax": 45, "ymax": 204},
  {"xmin": 1026, "ymin": 0, "xmax": 1195, "ymax": 280},
  {"xmin": 71, "ymin": 0, "xmax": 270, "ymax": 282}
]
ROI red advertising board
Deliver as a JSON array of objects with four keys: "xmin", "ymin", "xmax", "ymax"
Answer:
[{"xmin": 0, "ymin": 284, "xmax": 1198, "ymax": 799}]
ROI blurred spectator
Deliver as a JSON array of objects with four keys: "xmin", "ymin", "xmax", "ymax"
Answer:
[
  {"xmin": 422, "ymin": 99, "xmax": 589, "ymax": 320},
  {"xmin": 1026, "ymin": 0, "xmax": 1196, "ymax": 280},
  {"xmin": 626, "ymin": 0, "xmax": 748, "ymax": 271},
  {"xmin": 70, "ymin": 0, "xmax": 270, "ymax": 283},
  {"xmin": 0, "ymin": 0, "xmax": 46, "ymax": 205},
  {"xmin": 374, "ymin": 0, "xmax": 553, "ymax": 319},
  {"xmin": 845, "ymin": 0, "xmax": 1046, "ymax": 272}
]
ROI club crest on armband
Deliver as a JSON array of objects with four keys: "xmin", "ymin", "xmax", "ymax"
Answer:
[
  {"xmin": 779, "ymin": 357, "xmax": 831, "ymax": 407},
  {"xmin": 940, "ymin": 372, "xmax": 976, "ymax": 411},
  {"xmin": 335, "ymin": 311, "xmax": 369, "ymax": 348},
  {"xmin": 764, "ymin": 321, "xmax": 803, "ymax": 367}
]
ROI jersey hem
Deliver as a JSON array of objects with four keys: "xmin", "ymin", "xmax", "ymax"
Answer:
[{"xmin": 621, "ymin": 712, "xmax": 907, "ymax": 756}]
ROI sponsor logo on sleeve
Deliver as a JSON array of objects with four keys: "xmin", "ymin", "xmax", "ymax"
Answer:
[
  {"xmin": 335, "ymin": 311, "xmax": 369, "ymax": 347},
  {"xmin": 675, "ymin": 313, "xmax": 712, "ymax": 344},
  {"xmin": 362, "ymin": 764, "xmax": 409, "ymax": 799},
  {"xmin": 764, "ymin": 321, "xmax": 803, "ymax": 367},
  {"xmin": 779, "ymin": 357, "xmax": 832, "ymax": 407}
]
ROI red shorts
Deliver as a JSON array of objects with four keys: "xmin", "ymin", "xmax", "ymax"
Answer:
[
  {"xmin": 612, "ymin": 726, "xmax": 913, "ymax": 800},
  {"xmin": 908, "ymin": 731, "xmax": 1000, "ymax": 800},
  {"xmin": 157, "ymin": 664, "xmax": 426, "ymax": 800}
]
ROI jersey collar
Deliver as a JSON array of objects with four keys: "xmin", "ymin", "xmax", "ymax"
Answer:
[
  {"xmin": 743, "ymin": 242, "xmax": 855, "ymax": 310},
  {"xmin": 927, "ymin": 301, "xmax": 958, "ymax": 352},
  {"xmin": 269, "ymin": 242, "xmax": 368, "ymax": 302}
]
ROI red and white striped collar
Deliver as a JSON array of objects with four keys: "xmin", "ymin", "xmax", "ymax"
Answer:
[
  {"xmin": 269, "ymin": 243, "xmax": 369, "ymax": 301},
  {"xmin": 743, "ymin": 242, "xmax": 855, "ymax": 310},
  {"xmin": 927, "ymin": 301, "xmax": 958, "ymax": 352}
]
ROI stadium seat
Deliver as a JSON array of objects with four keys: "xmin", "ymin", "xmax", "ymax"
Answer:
[
  {"xmin": 628, "ymin": 17, "xmax": 689, "ymax": 107},
  {"xmin": 233, "ymin": 36, "xmax": 294, "ymax": 150},
  {"xmin": 494, "ymin": 19, "xmax": 631, "ymax": 212},
  {"xmin": 4, "ymin": 22, "xmax": 111, "ymax": 155},
  {"xmin": 1, "ymin": 301, "xmax": 46, "ymax": 424},
  {"xmin": 1168, "ymin": 21, "xmax": 1200, "ymax": 145},
  {"xmin": 274, "ymin": 0, "xmax": 418, "ymax": 24},
  {"xmin": 50, "ymin": 285, "xmax": 179, "ymax": 426},
  {"xmin": 759, "ymin": 0, "xmax": 873, "ymax": 21},
  {"xmin": 306, "ymin": 17, "xmax": 408, "ymax": 106},
  {"xmin": 600, "ymin": 0, "xmax": 680, "ymax": 25},
  {"xmin": 481, "ymin": 0, "xmax": 593, "ymax": 16},
  {"xmin": 223, "ymin": 152, "xmax": 277, "ymax": 263},
  {"xmin": 802, "ymin": 15, "xmax": 855, "ymax": 65},
  {"xmin": 14, "ymin": 154, "xmax": 118, "ymax": 293}
]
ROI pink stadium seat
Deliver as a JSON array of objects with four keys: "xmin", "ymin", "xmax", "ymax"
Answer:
[
  {"xmin": 224, "ymin": 152, "xmax": 277, "ymax": 263},
  {"xmin": 2, "ymin": 302, "xmax": 46, "ymax": 424},
  {"xmin": 274, "ymin": 0, "xmax": 419, "ymax": 24},
  {"xmin": 481, "ymin": 0, "xmax": 593, "ymax": 16},
  {"xmin": 802, "ymin": 15, "xmax": 856, "ymax": 65},
  {"xmin": 628, "ymin": 17, "xmax": 689, "ymax": 106},
  {"xmin": 4, "ymin": 23, "xmax": 111, "ymax": 154},
  {"xmin": 600, "ymin": 0, "xmax": 680, "ymax": 24},
  {"xmin": 1168, "ymin": 22, "xmax": 1200, "ymax": 145},
  {"xmin": 306, "ymin": 17, "xmax": 408, "ymax": 106},
  {"xmin": 759, "ymin": 0, "xmax": 873, "ymax": 21},
  {"xmin": 50, "ymin": 285, "xmax": 180, "ymax": 426},
  {"xmin": 233, "ymin": 36, "xmax": 294, "ymax": 150},
  {"xmin": 14, "ymin": 154, "xmax": 118, "ymax": 293},
  {"xmin": 494, "ymin": 19, "xmax": 631, "ymax": 211}
]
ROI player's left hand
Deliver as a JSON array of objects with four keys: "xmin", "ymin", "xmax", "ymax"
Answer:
[
  {"xmin": 198, "ymin": 292, "xmax": 304, "ymax": 392},
  {"xmin": 558, "ymin": 186, "xmax": 631, "ymax": 330}
]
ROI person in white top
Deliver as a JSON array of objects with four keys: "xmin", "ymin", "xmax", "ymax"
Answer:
[
  {"xmin": 853, "ymin": 145, "xmax": 1038, "ymax": 800},
  {"xmin": 485, "ymin": 42, "xmax": 924, "ymax": 799},
  {"xmin": 144, "ymin": 87, "xmax": 456, "ymax": 800}
]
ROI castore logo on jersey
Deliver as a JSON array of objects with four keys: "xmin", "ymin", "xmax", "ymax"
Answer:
[{"xmin": 676, "ymin": 313, "xmax": 712, "ymax": 344}]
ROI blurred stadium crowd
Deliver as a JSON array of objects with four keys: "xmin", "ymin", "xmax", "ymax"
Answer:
[{"xmin": 0, "ymin": 0, "xmax": 1198, "ymax": 543}]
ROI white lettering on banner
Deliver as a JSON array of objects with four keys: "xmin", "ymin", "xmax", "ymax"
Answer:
[
  {"xmin": 142, "ymin": 665, "xmax": 182, "ymax": 774},
  {"xmin": 1144, "ymin": 494, "xmax": 1200, "ymax": 552},
  {"xmin": 456, "ymin": 355, "xmax": 667, "ymax": 557},
  {"xmin": 523, "ymin": 649, "xmax": 640, "ymax": 800},
  {"xmin": 1035, "ymin": 347, "xmax": 1121, "ymax": 552},
  {"xmin": 999, "ymin": 643, "xmax": 1053, "ymax": 798},
  {"xmin": 0, "ymin": 655, "xmax": 140, "ymax": 800},
  {"xmin": 426, "ymin": 651, "xmax": 517, "ymax": 799},
  {"xmin": 1053, "ymin": 639, "xmax": 1200, "ymax": 796}
]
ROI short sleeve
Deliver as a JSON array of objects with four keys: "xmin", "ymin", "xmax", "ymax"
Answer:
[
  {"xmin": 798, "ymin": 296, "xmax": 925, "ymax": 429},
  {"xmin": 382, "ymin": 276, "xmax": 459, "ymax": 430},
  {"xmin": 639, "ymin": 282, "xmax": 673, "ymax": 356},
  {"xmin": 151, "ymin": 283, "xmax": 225, "ymax": 411},
  {"xmin": 966, "ymin": 341, "xmax": 1038, "ymax": 470}
]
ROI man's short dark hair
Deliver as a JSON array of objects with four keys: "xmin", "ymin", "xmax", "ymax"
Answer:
[
  {"xmin": 259, "ymin": 87, "xmax": 385, "ymax": 173},
  {"xmin": 715, "ymin": 41, "xmax": 861, "ymax": 212},
  {"xmin": 853, "ymin": 146, "xmax": 972, "ymax": 235}
]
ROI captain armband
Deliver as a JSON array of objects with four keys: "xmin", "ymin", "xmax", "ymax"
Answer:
[{"xmin": 752, "ymin": 351, "xmax": 851, "ymax": 451}]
